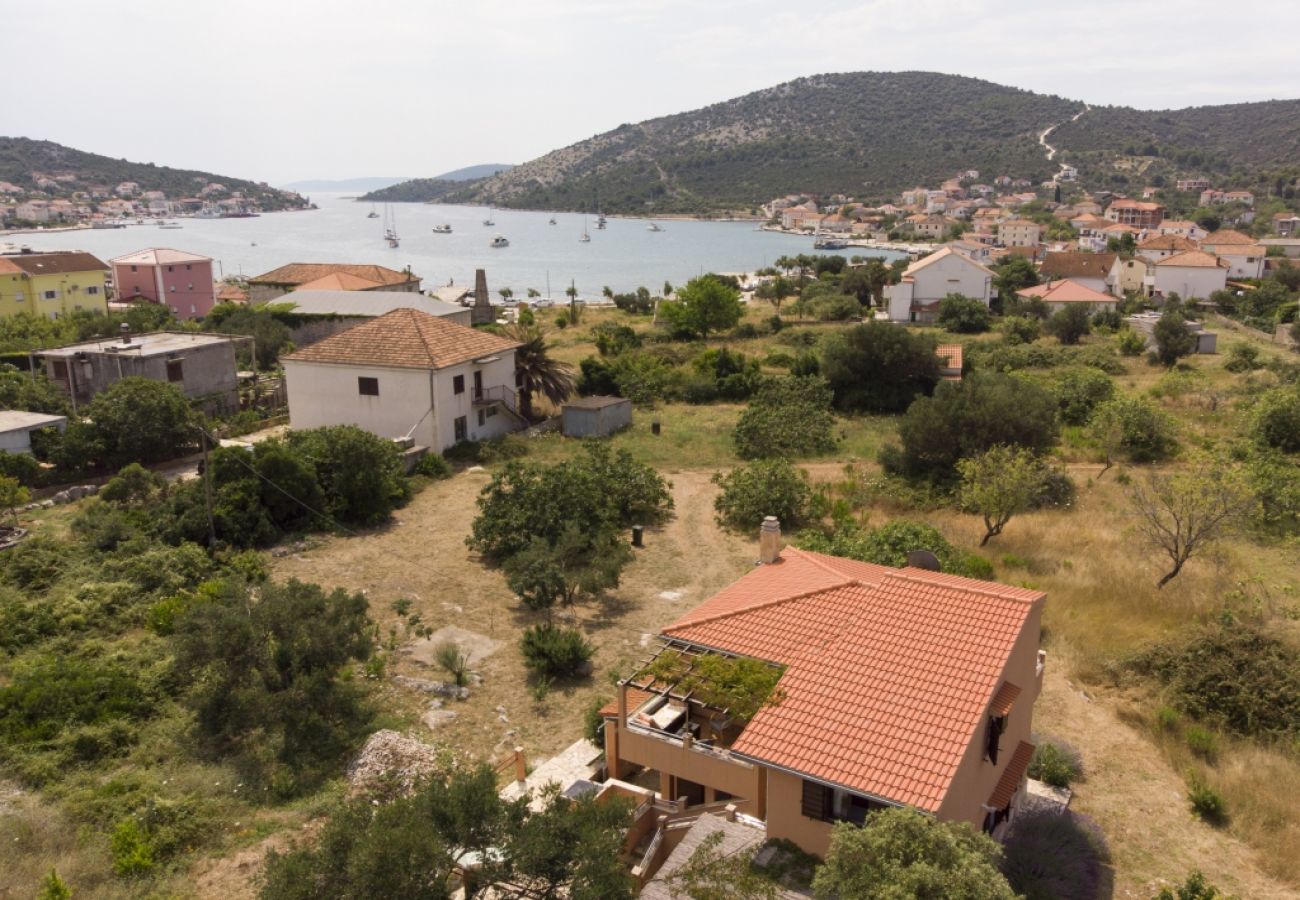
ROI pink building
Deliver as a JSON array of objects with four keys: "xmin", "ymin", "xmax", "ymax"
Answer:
[{"xmin": 110, "ymin": 248, "xmax": 216, "ymax": 319}]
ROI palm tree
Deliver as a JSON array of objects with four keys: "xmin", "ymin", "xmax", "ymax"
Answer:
[{"xmin": 507, "ymin": 325, "xmax": 575, "ymax": 421}]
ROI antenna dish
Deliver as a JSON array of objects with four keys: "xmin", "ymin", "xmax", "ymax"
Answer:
[{"xmin": 906, "ymin": 549, "xmax": 941, "ymax": 572}]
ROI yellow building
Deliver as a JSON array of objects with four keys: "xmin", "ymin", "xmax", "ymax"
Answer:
[{"xmin": 0, "ymin": 252, "xmax": 110, "ymax": 319}]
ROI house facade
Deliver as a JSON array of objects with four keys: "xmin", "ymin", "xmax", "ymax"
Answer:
[
  {"xmin": 1038, "ymin": 251, "xmax": 1118, "ymax": 294},
  {"xmin": 282, "ymin": 308, "xmax": 524, "ymax": 452},
  {"xmin": 39, "ymin": 331, "xmax": 241, "ymax": 414},
  {"xmin": 0, "ymin": 251, "xmax": 110, "ymax": 319},
  {"xmin": 1017, "ymin": 279, "xmax": 1119, "ymax": 315},
  {"xmin": 1150, "ymin": 251, "xmax": 1228, "ymax": 300},
  {"xmin": 998, "ymin": 219, "xmax": 1042, "ymax": 248},
  {"xmin": 246, "ymin": 263, "xmax": 422, "ymax": 302},
  {"xmin": 885, "ymin": 248, "xmax": 993, "ymax": 322},
  {"xmin": 110, "ymin": 248, "xmax": 216, "ymax": 319},
  {"xmin": 1104, "ymin": 199, "xmax": 1164, "ymax": 228},
  {"xmin": 602, "ymin": 540, "xmax": 1046, "ymax": 858},
  {"xmin": 1200, "ymin": 231, "xmax": 1265, "ymax": 280}
]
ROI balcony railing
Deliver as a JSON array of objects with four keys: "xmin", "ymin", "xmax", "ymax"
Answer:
[{"xmin": 472, "ymin": 384, "xmax": 518, "ymax": 414}]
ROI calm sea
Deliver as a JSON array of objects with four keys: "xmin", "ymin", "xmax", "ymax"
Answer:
[{"xmin": 20, "ymin": 193, "xmax": 905, "ymax": 298}]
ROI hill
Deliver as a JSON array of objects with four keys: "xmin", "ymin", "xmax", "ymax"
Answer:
[
  {"xmin": 359, "ymin": 177, "xmax": 479, "ymax": 203},
  {"xmin": 280, "ymin": 176, "xmax": 413, "ymax": 192},
  {"xmin": 0, "ymin": 137, "xmax": 308, "ymax": 211},
  {"xmin": 433, "ymin": 163, "xmax": 514, "ymax": 182},
  {"xmin": 436, "ymin": 72, "xmax": 1083, "ymax": 214},
  {"xmin": 1049, "ymin": 100, "xmax": 1300, "ymax": 193}
]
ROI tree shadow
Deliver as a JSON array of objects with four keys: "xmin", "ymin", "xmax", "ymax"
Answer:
[{"xmin": 1002, "ymin": 807, "xmax": 1115, "ymax": 900}]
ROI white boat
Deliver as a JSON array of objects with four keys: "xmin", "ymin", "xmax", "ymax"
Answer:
[
  {"xmin": 490, "ymin": 235, "xmax": 509, "ymax": 248},
  {"xmin": 579, "ymin": 217, "xmax": 590, "ymax": 242},
  {"xmin": 483, "ymin": 208, "xmax": 495, "ymax": 226},
  {"xmin": 158, "ymin": 221, "xmax": 183, "ymax": 230},
  {"xmin": 366, "ymin": 203, "xmax": 379, "ymax": 219},
  {"xmin": 548, "ymin": 217, "xmax": 557, "ymax": 225},
  {"xmin": 383, "ymin": 204, "xmax": 399, "ymax": 247},
  {"xmin": 647, "ymin": 222, "xmax": 664, "ymax": 232},
  {"xmin": 595, "ymin": 216, "xmax": 606, "ymax": 230},
  {"xmin": 432, "ymin": 224, "xmax": 452, "ymax": 234}
]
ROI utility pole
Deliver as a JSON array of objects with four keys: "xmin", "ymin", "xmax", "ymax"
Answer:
[{"xmin": 200, "ymin": 428, "xmax": 216, "ymax": 548}]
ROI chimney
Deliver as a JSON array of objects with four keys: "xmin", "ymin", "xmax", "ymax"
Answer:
[
  {"xmin": 759, "ymin": 516, "xmax": 781, "ymax": 564},
  {"xmin": 120, "ymin": 322, "xmax": 131, "ymax": 344}
]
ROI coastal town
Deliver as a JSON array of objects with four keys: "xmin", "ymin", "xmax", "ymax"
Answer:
[{"xmin": 5, "ymin": 6, "xmax": 1300, "ymax": 897}]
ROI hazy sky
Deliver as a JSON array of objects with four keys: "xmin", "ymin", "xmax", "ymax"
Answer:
[{"xmin": 6, "ymin": 0, "xmax": 1298, "ymax": 185}]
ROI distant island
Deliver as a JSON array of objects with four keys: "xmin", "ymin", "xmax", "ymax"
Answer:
[
  {"xmin": 359, "ymin": 163, "xmax": 515, "ymax": 203},
  {"xmin": 280, "ymin": 176, "xmax": 415, "ymax": 193},
  {"xmin": 374, "ymin": 71, "xmax": 1300, "ymax": 216},
  {"xmin": 0, "ymin": 136, "xmax": 309, "ymax": 227}
]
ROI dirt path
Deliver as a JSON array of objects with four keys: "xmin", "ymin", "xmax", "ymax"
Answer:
[{"xmin": 1036, "ymin": 657, "xmax": 1294, "ymax": 899}]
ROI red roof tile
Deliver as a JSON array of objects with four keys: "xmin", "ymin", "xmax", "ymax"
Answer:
[
  {"xmin": 282, "ymin": 308, "xmax": 519, "ymax": 370},
  {"xmin": 989, "ymin": 682, "xmax": 1021, "ymax": 716},
  {"xmin": 661, "ymin": 547, "xmax": 1044, "ymax": 812},
  {"xmin": 600, "ymin": 688, "xmax": 656, "ymax": 718}
]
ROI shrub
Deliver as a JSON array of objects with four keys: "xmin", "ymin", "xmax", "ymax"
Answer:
[
  {"xmin": 435, "ymin": 640, "xmax": 471, "ymax": 687},
  {"xmin": 797, "ymin": 520, "xmax": 988, "ymax": 579},
  {"xmin": 733, "ymin": 376, "xmax": 838, "ymax": 460},
  {"xmin": 412, "ymin": 453, "xmax": 452, "ymax": 479},
  {"xmin": 1152, "ymin": 310, "xmax": 1197, "ymax": 366},
  {"xmin": 84, "ymin": 377, "xmax": 198, "ymax": 469},
  {"xmin": 1184, "ymin": 726, "xmax": 1219, "ymax": 762},
  {"xmin": 1087, "ymin": 396, "xmax": 1178, "ymax": 466},
  {"xmin": 1153, "ymin": 871, "xmax": 1230, "ymax": 900},
  {"xmin": 1117, "ymin": 327, "xmax": 1148, "ymax": 356},
  {"xmin": 284, "ymin": 425, "xmax": 411, "ymax": 526},
  {"xmin": 0, "ymin": 450, "xmax": 41, "ymax": 487},
  {"xmin": 111, "ymin": 818, "xmax": 155, "ymax": 877},
  {"xmin": 592, "ymin": 322, "xmax": 642, "ymax": 357},
  {"xmin": 0, "ymin": 652, "xmax": 156, "ymax": 747},
  {"xmin": 1053, "ymin": 367, "xmax": 1116, "ymax": 425},
  {"xmin": 999, "ymin": 316, "xmax": 1041, "ymax": 345},
  {"xmin": 520, "ymin": 623, "xmax": 594, "ymax": 678},
  {"xmin": 820, "ymin": 321, "xmax": 940, "ymax": 413},
  {"xmin": 937, "ymin": 294, "xmax": 992, "ymax": 333},
  {"xmin": 1186, "ymin": 771, "xmax": 1226, "ymax": 824},
  {"xmin": 1028, "ymin": 741, "xmax": 1083, "ymax": 788},
  {"xmin": 100, "ymin": 462, "xmax": 166, "ymax": 504},
  {"xmin": 1223, "ymin": 343, "xmax": 1263, "ymax": 373},
  {"xmin": 886, "ymin": 372, "xmax": 1059, "ymax": 482},
  {"xmin": 657, "ymin": 275, "xmax": 744, "ymax": 338},
  {"xmin": 1156, "ymin": 706, "xmax": 1181, "ymax": 732},
  {"xmin": 1001, "ymin": 809, "xmax": 1110, "ymax": 900},
  {"xmin": 1046, "ymin": 304, "xmax": 1092, "ymax": 345},
  {"xmin": 809, "ymin": 292, "xmax": 862, "ymax": 322},
  {"xmin": 1250, "ymin": 388, "xmax": 1300, "ymax": 452},
  {"xmin": 712, "ymin": 459, "xmax": 811, "ymax": 530}
]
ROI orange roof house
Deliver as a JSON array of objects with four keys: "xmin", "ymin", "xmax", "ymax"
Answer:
[
  {"xmin": 247, "ymin": 262, "xmax": 421, "ymax": 301},
  {"xmin": 1016, "ymin": 279, "xmax": 1119, "ymax": 311},
  {"xmin": 602, "ymin": 539, "xmax": 1045, "ymax": 857}
]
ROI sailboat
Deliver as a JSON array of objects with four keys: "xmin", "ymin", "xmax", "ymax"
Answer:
[
  {"xmin": 647, "ymin": 221, "xmax": 664, "ymax": 232},
  {"xmin": 594, "ymin": 189, "xmax": 606, "ymax": 229},
  {"xmin": 548, "ymin": 216, "xmax": 557, "ymax": 225},
  {"xmin": 579, "ymin": 217, "xmax": 590, "ymax": 243},
  {"xmin": 482, "ymin": 207, "xmax": 495, "ymax": 226},
  {"xmin": 366, "ymin": 203, "xmax": 379, "ymax": 219},
  {"xmin": 383, "ymin": 204, "xmax": 399, "ymax": 248}
]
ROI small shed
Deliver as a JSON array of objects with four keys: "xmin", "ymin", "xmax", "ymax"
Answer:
[
  {"xmin": 562, "ymin": 396, "xmax": 632, "ymax": 437},
  {"xmin": 0, "ymin": 410, "xmax": 67, "ymax": 455}
]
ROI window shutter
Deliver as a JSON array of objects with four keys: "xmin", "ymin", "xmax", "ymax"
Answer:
[
  {"xmin": 801, "ymin": 779, "xmax": 831, "ymax": 821},
  {"xmin": 986, "ymin": 716, "xmax": 1004, "ymax": 764}
]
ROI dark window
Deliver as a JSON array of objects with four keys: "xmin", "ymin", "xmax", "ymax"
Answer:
[
  {"xmin": 985, "ymin": 714, "xmax": 1007, "ymax": 764},
  {"xmin": 473, "ymin": 370, "xmax": 483, "ymax": 399},
  {"xmin": 166, "ymin": 360, "xmax": 184, "ymax": 383},
  {"xmin": 453, "ymin": 374, "xmax": 465, "ymax": 394},
  {"xmin": 801, "ymin": 780, "xmax": 831, "ymax": 821},
  {"xmin": 52, "ymin": 360, "xmax": 68, "ymax": 381},
  {"xmin": 358, "ymin": 376, "xmax": 379, "ymax": 396},
  {"xmin": 477, "ymin": 409, "xmax": 485, "ymax": 427},
  {"xmin": 802, "ymin": 779, "xmax": 887, "ymax": 825},
  {"xmin": 454, "ymin": 416, "xmax": 468, "ymax": 443}
]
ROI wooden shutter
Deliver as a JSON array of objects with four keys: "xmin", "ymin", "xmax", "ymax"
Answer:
[{"xmin": 801, "ymin": 779, "xmax": 832, "ymax": 821}]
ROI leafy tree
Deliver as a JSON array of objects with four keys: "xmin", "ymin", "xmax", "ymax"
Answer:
[
  {"xmin": 1152, "ymin": 309, "xmax": 1197, "ymax": 366},
  {"xmin": 284, "ymin": 425, "xmax": 410, "ymax": 526},
  {"xmin": 886, "ymin": 372, "xmax": 1059, "ymax": 482},
  {"xmin": 1053, "ymin": 367, "xmax": 1116, "ymax": 425},
  {"xmin": 993, "ymin": 256, "xmax": 1040, "ymax": 300},
  {"xmin": 504, "ymin": 788, "xmax": 634, "ymax": 899},
  {"xmin": 174, "ymin": 578, "xmax": 375, "ymax": 794},
  {"xmin": 1128, "ymin": 457, "xmax": 1255, "ymax": 587},
  {"xmin": 712, "ymin": 459, "xmax": 812, "ymax": 530},
  {"xmin": 663, "ymin": 830, "xmax": 784, "ymax": 900},
  {"xmin": 812, "ymin": 809, "xmax": 1016, "ymax": 900},
  {"xmin": 1250, "ymin": 387, "xmax": 1300, "ymax": 452},
  {"xmin": 820, "ymin": 321, "xmax": 940, "ymax": 413},
  {"xmin": 84, "ymin": 377, "xmax": 197, "ymax": 468},
  {"xmin": 998, "ymin": 316, "xmax": 1041, "ymax": 345},
  {"xmin": 469, "ymin": 444, "xmax": 671, "ymax": 561},
  {"xmin": 0, "ymin": 475, "xmax": 29, "ymax": 526},
  {"xmin": 733, "ymin": 376, "xmax": 838, "ymax": 459},
  {"xmin": 0, "ymin": 366, "xmax": 69, "ymax": 416},
  {"xmin": 658, "ymin": 275, "xmax": 744, "ymax": 338},
  {"xmin": 506, "ymin": 324, "xmax": 576, "ymax": 420},
  {"xmin": 204, "ymin": 302, "xmax": 293, "ymax": 368},
  {"xmin": 1087, "ymin": 396, "xmax": 1178, "ymax": 474},
  {"xmin": 807, "ymin": 292, "xmax": 862, "ymax": 322},
  {"xmin": 504, "ymin": 523, "xmax": 633, "ymax": 615},
  {"xmin": 937, "ymin": 294, "xmax": 992, "ymax": 333},
  {"xmin": 958, "ymin": 445, "xmax": 1053, "ymax": 545},
  {"xmin": 1046, "ymin": 304, "xmax": 1092, "ymax": 345}
]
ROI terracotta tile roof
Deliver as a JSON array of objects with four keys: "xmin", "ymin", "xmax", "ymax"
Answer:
[
  {"xmin": 600, "ymin": 688, "xmax": 656, "ymax": 718},
  {"xmin": 1017, "ymin": 279, "xmax": 1116, "ymax": 304},
  {"xmin": 248, "ymin": 262, "xmax": 417, "ymax": 287},
  {"xmin": 936, "ymin": 344, "xmax": 963, "ymax": 380},
  {"xmin": 1039, "ymin": 252, "xmax": 1117, "ymax": 280},
  {"xmin": 902, "ymin": 246, "xmax": 994, "ymax": 277},
  {"xmin": 989, "ymin": 682, "xmax": 1021, "ymax": 716},
  {"xmin": 216, "ymin": 283, "xmax": 249, "ymax": 303},
  {"xmin": 282, "ymin": 308, "xmax": 520, "ymax": 370},
  {"xmin": 1157, "ymin": 250, "xmax": 1227, "ymax": 268},
  {"xmin": 988, "ymin": 741, "xmax": 1034, "ymax": 808},
  {"xmin": 4, "ymin": 251, "xmax": 109, "ymax": 275},
  {"xmin": 0, "ymin": 259, "xmax": 22, "ymax": 275},
  {"xmin": 294, "ymin": 272, "xmax": 388, "ymax": 291},
  {"xmin": 1137, "ymin": 234, "xmax": 1199, "ymax": 252},
  {"xmin": 110, "ymin": 248, "xmax": 211, "ymax": 265},
  {"xmin": 661, "ymin": 547, "xmax": 1044, "ymax": 812},
  {"xmin": 1202, "ymin": 229, "xmax": 1254, "ymax": 246}
]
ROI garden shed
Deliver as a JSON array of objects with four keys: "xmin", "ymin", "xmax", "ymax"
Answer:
[{"xmin": 562, "ymin": 396, "xmax": 632, "ymax": 437}]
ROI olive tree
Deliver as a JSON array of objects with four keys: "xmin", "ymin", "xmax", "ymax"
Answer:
[{"xmin": 957, "ymin": 446, "xmax": 1051, "ymax": 546}]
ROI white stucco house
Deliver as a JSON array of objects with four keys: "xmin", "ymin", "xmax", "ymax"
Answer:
[
  {"xmin": 282, "ymin": 308, "xmax": 525, "ymax": 453},
  {"xmin": 1149, "ymin": 251, "xmax": 1229, "ymax": 301},
  {"xmin": 884, "ymin": 248, "xmax": 994, "ymax": 323},
  {"xmin": 1199, "ymin": 231, "xmax": 1266, "ymax": 280}
]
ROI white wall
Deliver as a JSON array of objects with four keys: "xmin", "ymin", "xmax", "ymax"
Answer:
[
  {"xmin": 284, "ymin": 350, "xmax": 520, "ymax": 453},
  {"xmin": 909, "ymin": 253, "xmax": 992, "ymax": 305},
  {"xmin": 1215, "ymin": 252, "xmax": 1264, "ymax": 280},
  {"xmin": 1152, "ymin": 265, "xmax": 1227, "ymax": 300}
]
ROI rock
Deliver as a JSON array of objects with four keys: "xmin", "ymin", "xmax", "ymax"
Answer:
[
  {"xmin": 84, "ymin": 484, "xmax": 99, "ymax": 496},
  {"xmin": 498, "ymin": 714, "xmax": 509, "ymax": 723},
  {"xmin": 393, "ymin": 675, "xmax": 469, "ymax": 700},
  {"xmin": 467, "ymin": 466, "xmax": 487, "ymax": 474},
  {"xmin": 40, "ymin": 500, "xmax": 53, "ymax": 508},
  {"xmin": 576, "ymin": 660, "xmax": 595, "ymax": 677},
  {"xmin": 422, "ymin": 709, "xmax": 458, "ymax": 730},
  {"xmin": 52, "ymin": 491, "xmax": 71, "ymax": 505},
  {"xmin": 494, "ymin": 705, "xmax": 507, "ymax": 714}
]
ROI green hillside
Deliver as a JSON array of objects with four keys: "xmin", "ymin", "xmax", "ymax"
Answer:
[
  {"xmin": 0, "ymin": 137, "xmax": 308, "ymax": 210},
  {"xmin": 359, "ymin": 177, "xmax": 480, "ymax": 203}
]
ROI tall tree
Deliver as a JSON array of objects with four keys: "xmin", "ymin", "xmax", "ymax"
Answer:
[
  {"xmin": 658, "ymin": 274, "xmax": 744, "ymax": 338},
  {"xmin": 1152, "ymin": 309, "xmax": 1197, "ymax": 366},
  {"xmin": 507, "ymin": 324, "xmax": 576, "ymax": 421}
]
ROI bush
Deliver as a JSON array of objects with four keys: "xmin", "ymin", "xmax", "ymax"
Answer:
[
  {"xmin": 999, "ymin": 316, "xmax": 1041, "ymax": 345},
  {"xmin": 100, "ymin": 462, "xmax": 166, "ymax": 504},
  {"xmin": 1153, "ymin": 871, "xmax": 1230, "ymax": 900},
  {"xmin": 937, "ymin": 294, "xmax": 992, "ymax": 333},
  {"xmin": 435, "ymin": 640, "xmax": 471, "ymax": 687},
  {"xmin": 1223, "ymin": 342, "xmax": 1263, "ymax": 373},
  {"xmin": 886, "ymin": 372, "xmax": 1059, "ymax": 482},
  {"xmin": 1088, "ymin": 396, "xmax": 1178, "ymax": 465},
  {"xmin": 520, "ymin": 623, "xmax": 594, "ymax": 678},
  {"xmin": 797, "ymin": 520, "xmax": 990, "ymax": 579},
  {"xmin": 592, "ymin": 322, "xmax": 642, "ymax": 357},
  {"xmin": 1152, "ymin": 310, "xmax": 1197, "ymax": 366},
  {"xmin": 1186, "ymin": 771, "xmax": 1226, "ymax": 824},
  {"xmin": 733, "ymin": 376, "xmax": 838, "ymax": 460},
  {"xmin": 1117, "ymin": 327, "xmax": 1148, "ymax": 356},
  {"xmin": 84, "ymin": 377, "xmax": 198, "ymax": 469},
  {"xmin": 284, "ymin": 425, "xmax": 411, "ymax": 526},
  {"xmin": 1046, "ymin": 304, "xmax": 1092, "ymax": 345},
  {"xmin": 0, "ymin": 652, "xmax": 157, "ymax": 747},
  {"xmin": 712, "ymin": 459, "xmax": 812, "ymax": 531},
  {"xmin": 809, "ymin": 292, "xmax": 862, "ymax": 322},
  {"xmin": 1001, "ymin": 809, "xmax": 1111, "ymax": 900},
  {"xmin": 1250, "ymin": 388, "xmax": 1300, "ymax": 452},
  {"xmin": 1184, "ymin": 726, "xmax": 1219, "ymax": 762},
  {"xmin": 0, "ymin": 450, "xmax": 41, "ymax": 487},
  {"xmin": 1053, "ymin": 367, "xmax": 1116, "ymax": 425},
  {"xmin": 821, "ymin": 321, "xmax": 940, "ymax": 413},
  {"xmin": 1028, "ymin": 741, "xmax": 1083, "ymax": 788},
  {"xmin": 412, "ymin": 453, "xmax": 452, "ymax": 479}
]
